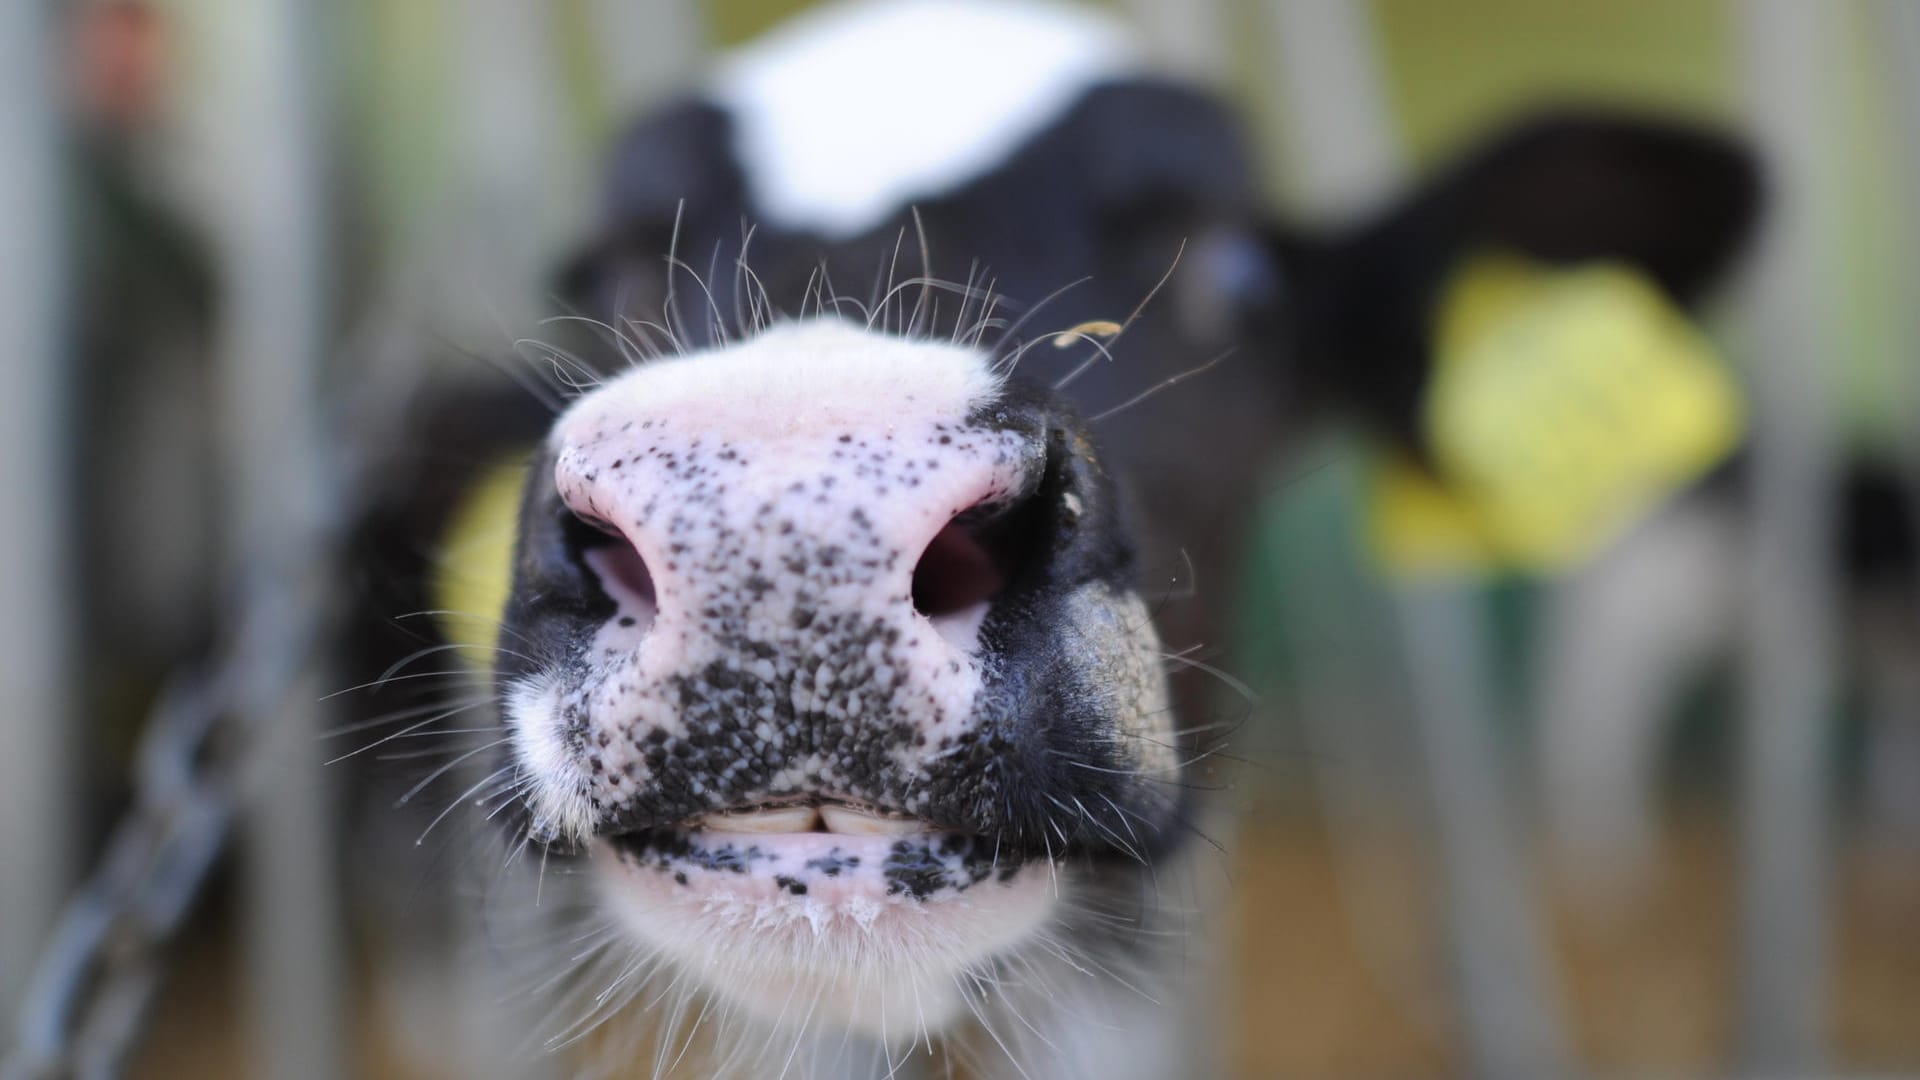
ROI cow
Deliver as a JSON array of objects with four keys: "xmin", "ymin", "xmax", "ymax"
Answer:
[{"xmin": 346, "ymin": 1, "xmax": 1761, "ymax": 1075}]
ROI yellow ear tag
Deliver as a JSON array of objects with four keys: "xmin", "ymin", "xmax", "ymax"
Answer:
[
  {"xmin": 429, "ymin": 457, "xmax": 531, "ymax": 666},
  {"xmin": 1372, "ymin": 254, "xmax": 1744, "ymax": 577}
]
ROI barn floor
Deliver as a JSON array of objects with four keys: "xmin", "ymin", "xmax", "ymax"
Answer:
[{"xmin": 130, "ymin": 813, "xmax": 1920, "ymax": 1079}]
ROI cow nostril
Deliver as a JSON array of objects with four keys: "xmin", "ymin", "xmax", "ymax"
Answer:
[
  {"xmin": 582, "ymin": 537, "xmax": 658, "ymax": 633},
  {"xmin": 912, "ymin": 520, "xmax": 1007, "ymax": 650},
  {"xmin": 911, "ymin": 481, "xmax": 1053, "ymax": 649},
  {"xmin": 913, "ymin": 521, "xmax": 1005, "ymax": 617}
]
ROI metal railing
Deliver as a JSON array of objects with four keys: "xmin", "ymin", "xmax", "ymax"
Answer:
[
  {"xmin": 1733, "ymin": 0, "xmax": 1844, "ymax": 1068},
  {"xmin": 0, "ymin": 0, "xmax": 75, "ymax": 1045}
]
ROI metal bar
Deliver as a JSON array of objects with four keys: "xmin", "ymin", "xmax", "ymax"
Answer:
[
  {"xmin": 1535, "ymin": 503, "xmax": 1738, "ymax": 906},
  {"xmin": 440, "ymin": 0, "xmax": 579, "ymax": 334},
  {"xmin": 1098, "ymin": 8, "xmax": 1240, "ymax": 1075},
  {"xmin": 1122, "ymin": 0, "xmax": 1234, "ymax": 85},
  {"xmin": 1395, "ymin": 586, "xmax": 1573, "ymax": 1078},
  {"xmin": 1733, "ymin": 1, "xmax": 1843, "ymax": 1071},
  {"xmin": 435, "ymin": 5, "xmax": 588, "ymax": 1076},
  {"xmin": 1862, "ymin": 0, "xmax": 1920, "ymax": 855},
  {"xmin": 586, "ymin": 0, "xmax": 709, "ymax": 115},
  {"xmin": 1258, "ymin": 4, "xmax": 1573, "ymax": 1076},
  {"xmin": 202, "ymin": 1, "xmax": 348, "ymax": 1078},
  {"xmin": 1876, "ymin": 0, "xmax": 1920, "ymax": 628},
  {"xmin": 0, "ymin": 0, "xmax": 74, "ymax": 1036},
  {"xmin": 1260, "ymin": 0, "xmax": 1404, "ymax": 220},
  {"xmin": 1264, "ymin": 455, "xmax": 1455, "ymax": 1043}
]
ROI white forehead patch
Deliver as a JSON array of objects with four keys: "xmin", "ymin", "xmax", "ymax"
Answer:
[
  {"xmin": 711, "ymin": 0, "xmax": 1140, "ymax": 238},
  {"xmin": 557, "ymin": 319, "xmax": 1003, "ymax": 445}
]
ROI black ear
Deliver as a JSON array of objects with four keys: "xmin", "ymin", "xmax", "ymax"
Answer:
[
  {"xmin": 557, "ymin": 98, "xmax": 750, "ymax": 327},
  {"xmin": 1265, "ymin": 111, "xmax": 1763, "ymax": 450},
  {"xmin": 1374, "ymin": 110, "xmax": 1761, "ymax": 303}
]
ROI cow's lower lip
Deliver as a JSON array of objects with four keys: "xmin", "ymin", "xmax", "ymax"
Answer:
[
  {"xmin": 603, "ymin": 825, "xmax": 1022, "ymax": 903},
  {"xmin": 590, "ymin": 828, "xmax": 1061, "ymax": 1039}
]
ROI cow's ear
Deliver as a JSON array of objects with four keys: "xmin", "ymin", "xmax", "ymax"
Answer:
[
  {"xmin": 556, "ymin": 99, "xmax": 750, "ymax": 326},
  {"xmin": 1239, "ymin": 111, "xmax": 1762, "ymax": 447},
  {"xmin": 1357, "ymin": 111, "xmax": 1762, "ymax": 306}
]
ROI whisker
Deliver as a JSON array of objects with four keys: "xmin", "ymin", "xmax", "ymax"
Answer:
[
  {"xmin": 397, "ymin": 737, "xmax": 513, "ymax": 807},
  {"xmin": 1089, "ymin": 346, "xmax": 1237, "ymax": 424}
]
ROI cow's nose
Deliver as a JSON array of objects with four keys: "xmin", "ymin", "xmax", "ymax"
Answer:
[
  {"xmin": 541, "ymin": 336, "xmax": 1052, "ymax": 751},
  {"xmin": 493, "ymin": 322, "xmax": 1165, "ymax": 846},
  {"xmin": 554, "ymin": 434, "xmax": 1034, "ymax": 656}
]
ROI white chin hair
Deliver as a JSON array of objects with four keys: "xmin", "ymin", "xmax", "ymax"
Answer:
[{"xmin": 589, "ymin": 839, "xmax": 1060, "ymax": 1038}]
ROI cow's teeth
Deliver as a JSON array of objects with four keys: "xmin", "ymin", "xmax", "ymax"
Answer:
[
  {"xmin": 819, "ymin": 804, "xmax": 926, "ymax": 836},
  {"xmin": 695, "ymin": 806, "xmax": 821, "ymax": 833}
]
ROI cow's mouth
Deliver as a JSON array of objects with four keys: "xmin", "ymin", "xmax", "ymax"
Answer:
[
  {"xmin": 673, "ymin": 794, "xmax": 935, "ymax": 837},
  {"xmin": 602, "ymin": 795, "xmax": 1026, "ymax": 904},
  {"xmin": 590, "ymin": 797, "xmax": 1061, "ymax": 1040}
]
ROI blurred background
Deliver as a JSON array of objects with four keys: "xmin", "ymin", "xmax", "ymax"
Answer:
[{"xmin": 2, "ymin": 0, "xmax": 1917, "ymax": 1077}]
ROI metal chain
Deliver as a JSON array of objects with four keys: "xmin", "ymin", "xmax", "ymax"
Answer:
[
  {"xmin": 0, "ymin": 271, "xmax": 499, "ymax": 1077},
  {"xmin": 1, "ymin": 583, "xmax": 326, "ymax": 1080},
  {"xmin": 0, "ymin": 277, "xmax": 434, "ymax": 1079}
]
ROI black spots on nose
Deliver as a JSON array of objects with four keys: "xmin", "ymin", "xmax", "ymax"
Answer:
[
  {"xmin": 615, "ymin": 831, "xmax": 776, "ymax": 877},
  {"xmin": 805, "ymin": 850, "xmax": 859, "ymax": 877},
  {"xmin": 881, "ymin": 836, "xmax": 1000, "ymax": 901},
  {"xmin": 562, "ymin": 704, "xmax": 591, "ymax": 752}
]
